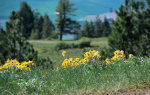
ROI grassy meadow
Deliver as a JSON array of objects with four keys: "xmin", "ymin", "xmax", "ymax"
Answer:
[
  {"xmin": 28, "ymin": 37, "xmax": 108, "ymax": 67},
  {"xmin": 1, "ymin": 37, "xmax": 150, "ymax": 95}
]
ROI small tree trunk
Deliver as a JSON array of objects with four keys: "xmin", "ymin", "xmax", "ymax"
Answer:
[
  {"xmin": 60, "ymin": 19, "xmax": 64, "ymax": 41},
  {"xmin": 60, "ymin": 31, "xmax": 62, "ymax": 40}
]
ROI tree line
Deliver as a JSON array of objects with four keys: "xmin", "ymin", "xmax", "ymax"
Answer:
[
  {"xmin": 2, "ymin": 0, "xmax": 112, "ymax": 40},
  {"xmin": 82, "ymin": 16, "xmax": 111, "ymax": 38},
  {"xmin": 5, "ymin": 2, "xmax": 56, "ymax": 40}
]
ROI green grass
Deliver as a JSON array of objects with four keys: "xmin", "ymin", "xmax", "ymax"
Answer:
[
  {"xmin": 30, "ymin": 42, "xmax": 83, "ymax": 66},
  {"xmin": 1, "ymin": 57, "xmax": 150, "ymax": 94}
]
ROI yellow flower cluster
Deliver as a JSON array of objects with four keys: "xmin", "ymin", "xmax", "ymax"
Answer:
[
  {"xmin": 62, "ymin": 50, "xmax": 101, "ymax": 68},
  {"xmin": 0, "ymin": 59, "xmax": 34, "ymax": 72},
  {"xmin": 84, "ymin": 50, "xmax": 101, "ymax": 59},
  {"xmin": 105, "ymin": 50, "xmax": 126, "ymax": 64}
]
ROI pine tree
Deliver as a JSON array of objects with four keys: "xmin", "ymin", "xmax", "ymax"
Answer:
[
  {"xmin": 55, "ymin": 0, "xmax": 77, "ymax": 40},
  {"xmin": 102, "ymin": 17, "xmax": 111, "ymax": 37},
  {"xmin": 41, "ymin": 14, "xmax": 54, "ymax": 39},
  {"xmin": 38, "ymin": 16, "xmax": 44, "ymax": 38},
  {"xmin": 109, "ymin": 0, "xmax": 150, "ymax": 56},
  {"xmin": 89, "ymin": 21, "xmax": 95, "ymax": 37},
  {"xmin": 73, "ymin": 22, "xmax": 81, "ymax": 39},
  {"xmin": 30, "ymin": 12, "xmax": 44, "ymax": 39},
  {"xmin": 94, "ymin": 16, "xmax": 102, "ymax": 37},
  {"xmin": 82, "ymin": 20, "xmax": 90, "ymax": 37},
  {"xmin": 18, "ymin": 2, "xmax": 34, "ymax": 39},
  {"xmin": 0, "ymin": 29, "xmax": 10, "ymax": 63}
]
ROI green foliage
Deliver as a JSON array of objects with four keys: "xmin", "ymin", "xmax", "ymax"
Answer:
[
  {"xmin": 36, "ymin": 58, "xmax": 54, "ymax": 69},
  {"xmin": 89, "ymin": 21, "xmax": 95, "ymax": 37},
  {"xmin": 30, "ymin": 14, "xmax": 44, "ymax": 39},
  {"xmin": 109, "ymin": 0, "xmax": 150, "ymax": 56},
  {"xmin": 82, "ymin": 20, "xmax": 89, "ymax": 37},
  {"xmin": 94, "ymin": 16, "xmax": 103, "ymax": 37},
  {"xmin": 102, "ymin": 17, "xmax": 111, "ymax": 37},
  {"xmin": 100, "ymin": 47, "xmax": 115, "ymax": 60},
  {"xmin": 0, "ymin": 11, "xmax": 37, "ymax": 63},
  {"xmin": 0, "ymin": 29, "xmax": 10, "ymax": 63}
]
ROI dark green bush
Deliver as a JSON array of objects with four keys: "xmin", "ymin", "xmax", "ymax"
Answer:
[
  {"xmin": 77, "ymin": 37, "xmax": 91, "ymax": 48},
  {"xmin": 54, "ymin": 38, "xmax": 91, "ymax": 50},
  {"xmin": 77, "ymin": 40, "xmax": 91, "ymax": 48},
  {"xmin": 54, "ymin": 42, "xmax": 72, "ymax": 50},
  {"xmin": 35, "ymin": 57, "xmax": 54, "ymax": 69},
  {"xmin": 100, "ymin": 47, "xmax": 115, "ymax": 60}
]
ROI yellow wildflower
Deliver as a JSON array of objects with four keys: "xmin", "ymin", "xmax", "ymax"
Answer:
[
  {"xmin": 28, "ymin": 61, "xmax": 34, "ymax": 65},
  {"xmin": 129, "ymin": 54, "xmax": 132, "ymax": 58},
  {"xmin": 62, "ymin": 51, "xmax": 66, "ymax": 57},
  {"xmin": 17, "ymin": 65, "xmax": 21, "ymax": 69},
  {"xmin": 56, "ymin": 67, "xmax": 59, "ymax": 71},
  {"xmin": 124, "ymin": 60, "xmax": 127, "ymax": 64},
  {"xmin": 25, "ymin": 67, "xmax": 30, "ymax": 71},
  {"xmin": 0, "ymin": 66, "xmax": 3, "ymax": 71},
  {"xmin": 0, "ymin": 59, "xmax": 34, "ymax": 71},
  {"xmin": 3, "ymin": 65, "xmax": 8, "ymax": 69},
  {"xmin": 105, "ymin": 58, "xmax": 111, "ymax": 64}
]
